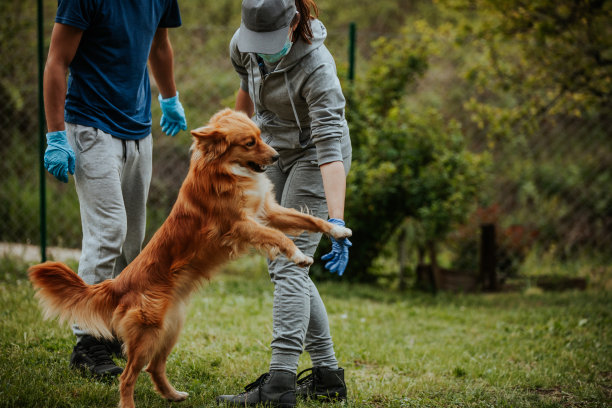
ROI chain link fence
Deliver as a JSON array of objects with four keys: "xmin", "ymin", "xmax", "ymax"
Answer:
[
  {"xmin": 1, "ymin": 1, "xmax": 50, "ymax": 253},
  {"xmin": 445, "ymin": 112, "xmax": 612, "ymax": 290},
  {"xmin": 1, "ymin": 1, "xmax": 610, "ymax": 287}
]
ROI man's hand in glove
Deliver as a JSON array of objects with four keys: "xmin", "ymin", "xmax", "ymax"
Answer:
[
  {"xmin": 158, "ymin": 92, "xmax": 187, "ymax": 137},
  {"xmin": 44, "ymin": 130, "xmax": 75, "ymax": 183}
]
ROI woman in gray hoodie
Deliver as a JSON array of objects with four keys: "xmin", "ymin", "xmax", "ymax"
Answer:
[{"xmin": 216, "ymin": 0, "xmax": 352, "ymax": 406}]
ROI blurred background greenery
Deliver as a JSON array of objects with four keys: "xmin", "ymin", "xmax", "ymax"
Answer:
[{"xmin": 1, "ymin": 0, "xmax": 610, "ymax": 289}]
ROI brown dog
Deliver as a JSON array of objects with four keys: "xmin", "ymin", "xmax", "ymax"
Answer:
[{"xmin": 28, "ymin": 109, "xmax": 352, "ymax": 408}]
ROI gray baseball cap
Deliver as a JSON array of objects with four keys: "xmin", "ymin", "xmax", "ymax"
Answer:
[{"xmin": 237, "ymin": 0, "xmax": 297, "ymax": 54}]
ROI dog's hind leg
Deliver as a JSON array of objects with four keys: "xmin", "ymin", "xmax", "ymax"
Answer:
[
  {"xmin": 119, "ymin": 342, "xmax": 149, "ymax": 408},
  {"xmin": 145, "ymin": 322, "xmax": 188, "ymax": 402},
  {"xmin": 119, "ymin": 324, "xmax": 160, "ymax": 408}
]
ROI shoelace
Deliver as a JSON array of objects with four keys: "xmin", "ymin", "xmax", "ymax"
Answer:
[
  {"xmin": 242, "ymin": 372, "xmax": 270, "ymax": 394},
  {"xmin": 296, "ymin": 367, "xmax": 314, "ymax": 386},
  {"xmin": 87, "ymin": 343, "xmax": 115, "ymax": 367}
]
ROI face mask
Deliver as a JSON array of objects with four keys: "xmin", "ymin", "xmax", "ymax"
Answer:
[{"xmin": 258, "ymin": 34, "xmax": 293, "ymax": 64}]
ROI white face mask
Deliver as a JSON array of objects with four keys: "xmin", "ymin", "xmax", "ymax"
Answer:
[{"xmin": 258, "ymin": 33, "xmax": 293, "ymax": 63}]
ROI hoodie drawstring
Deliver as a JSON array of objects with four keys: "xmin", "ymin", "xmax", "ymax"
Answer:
[
  {"xmin": 284, "ymin": 72, "xmax": 302, "ymax": 135},
  {"xmin": 250, "ymin": 60, "xmax": 259, "ymax": 117}
]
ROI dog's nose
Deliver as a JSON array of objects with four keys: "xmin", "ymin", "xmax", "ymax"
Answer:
[{"xmin": 271, "ymin": 154, "xmax": 280, "ymax": 163}]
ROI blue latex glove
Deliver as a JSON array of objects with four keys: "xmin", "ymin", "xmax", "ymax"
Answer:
[
  {"xmin": 44, "ymin": 130, "xmax": 75, "ymax": 183},
  {"xmin": 321, "ymin": 218, "xmax": 352, "ymax": 276},
  {"xmin": 158, "ymin": 92, "xmax": 187, "ymax": 137}
]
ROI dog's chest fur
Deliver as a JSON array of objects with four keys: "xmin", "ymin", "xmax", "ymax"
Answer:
[{"xmin": 232, "ymin": 165, "xmax": 273, "ymax": 222}]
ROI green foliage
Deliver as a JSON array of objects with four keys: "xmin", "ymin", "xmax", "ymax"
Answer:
[
  {"xmin": 432, "ymin": 0, "xmax": 612, "ymax": 260},
  {"xmin": 367, "ymin": 0, "xmax": 612, "ymax": 279},
  {"xmin": 331, "ymin": 30, "xmax": 488, "ymax": 281},
  {"xmin": 440, "ymin": 0, "xmax": 612, "ymax": 140}
]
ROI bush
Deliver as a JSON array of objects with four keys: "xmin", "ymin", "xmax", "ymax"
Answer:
[{"xmin": 311, "ymin": 31, "xmax": 488, "ymax": 282}]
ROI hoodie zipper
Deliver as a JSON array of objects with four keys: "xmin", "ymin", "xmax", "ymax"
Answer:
[
  {"xmin": 252, "ymin": 54, "xmax": 304, "ymax": 138},
  {"xmin": 255, "ymin": 55, "xmax": 267, "ymax": 108}
]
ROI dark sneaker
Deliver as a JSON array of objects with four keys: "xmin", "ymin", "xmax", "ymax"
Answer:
[
  {"xmin": 69, "ymin": 335, "xmax": 123, "ymax": 379},
  {"xmin": 296, "ymin": 367, "xmax": 347, "ymax": 401},
  {"xmin": 217, "ymin": 370, "xmax": 296, "ymax": 407}
]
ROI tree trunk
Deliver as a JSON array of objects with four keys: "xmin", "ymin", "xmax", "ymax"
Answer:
[{"xmin": 398, "ymin": 224, "xmax": 408, "ymax": 291}]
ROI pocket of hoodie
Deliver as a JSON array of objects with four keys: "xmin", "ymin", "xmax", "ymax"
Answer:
[{"xmin": 260, "ymin": 124, "xmax": 308, "ymax": 151}]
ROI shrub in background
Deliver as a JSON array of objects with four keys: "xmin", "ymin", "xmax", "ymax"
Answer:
[{"xmin": 311, "ymin": 30, "xmax": 488, "ymax": 282}]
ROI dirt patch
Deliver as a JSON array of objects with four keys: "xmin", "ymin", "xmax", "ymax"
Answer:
[{"xmin": 532, "ymin": 386, "xmax": 583, "ymax": 407}]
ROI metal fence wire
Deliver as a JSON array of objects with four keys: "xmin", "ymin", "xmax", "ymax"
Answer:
[
  {"xmin": 446, "ymin": 113, "xmax": 612, "ymax": 288},
  {"xmin": 1, "ymin": 1, "xmax": 610, "ymax": 287}
]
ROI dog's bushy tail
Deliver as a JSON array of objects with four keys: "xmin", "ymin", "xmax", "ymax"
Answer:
[{"xmin": 28, "ymin": 261, "xmax": 118, "ymax": 339}]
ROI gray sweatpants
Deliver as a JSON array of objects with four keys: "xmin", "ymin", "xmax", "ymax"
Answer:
[
  {"xmin": 265, "ymin": 159, "xmax": 349, "ymax": 373},
  {"xmin": 66, "ymin": 123, "xmax": 152, "ymax": 338}
]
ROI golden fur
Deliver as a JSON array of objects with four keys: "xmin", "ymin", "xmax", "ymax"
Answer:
[{"xmin": 28, "ymin": 108, "xmax": 351, "ymax": 408}]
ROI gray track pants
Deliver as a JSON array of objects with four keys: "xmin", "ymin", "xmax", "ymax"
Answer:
[
  {"xmin": 265, "ymin": 159, "xmax": 349, "ymax": 373},
  {"xmin": 66, "ymin": 123, "xmax": 152, "ymax": 338}
]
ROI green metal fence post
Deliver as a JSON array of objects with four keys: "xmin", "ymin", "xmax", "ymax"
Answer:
[
  {"xmin": 38, "ymin": 0, "xmax": 47, "ymax": 262},
  {"xmin": 348, "ymin": 22, "xmax": 356, "ymax": 81}
]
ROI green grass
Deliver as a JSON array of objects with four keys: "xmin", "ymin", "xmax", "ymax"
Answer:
[{"xmin": 1, "ymin": 255, "xmax": 610, "ymax": 407}]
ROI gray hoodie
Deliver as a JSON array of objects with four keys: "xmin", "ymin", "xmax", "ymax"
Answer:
[{"xmin": 230, "ymin": 19, "xmax": 351, "ymax": 169}]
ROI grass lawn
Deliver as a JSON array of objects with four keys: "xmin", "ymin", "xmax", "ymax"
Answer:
[{"xmin": 0, "ymin": 255, "xmax": 610, "ymax": 407}]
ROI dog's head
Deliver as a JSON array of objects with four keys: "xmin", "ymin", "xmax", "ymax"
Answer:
[{"xmin": 190, "ymin": 109, "xmax": 279, "ymax": 173}]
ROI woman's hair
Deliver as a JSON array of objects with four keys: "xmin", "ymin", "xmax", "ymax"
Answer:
[{"xmin": 292, "ymin": 0, "xmax": 319, "ymax": 44}]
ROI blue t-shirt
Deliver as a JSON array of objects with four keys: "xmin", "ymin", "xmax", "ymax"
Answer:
[{"xmin": 56, "ymin": 0, "xmax": 181, "ymax": 140}]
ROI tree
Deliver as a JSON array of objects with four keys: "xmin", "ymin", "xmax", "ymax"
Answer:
[{"xmin": 442, "ymin": 0, "xmax": 612, "ymax": 138}]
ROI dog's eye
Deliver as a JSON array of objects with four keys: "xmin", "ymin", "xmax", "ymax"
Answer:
[{"xmin": 245, "ymin": 140, "xmax": 256, "ymax": 147}]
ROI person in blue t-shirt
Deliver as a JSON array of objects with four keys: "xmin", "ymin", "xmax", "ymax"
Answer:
[{"xmin": 43, "ymin": 0, "xmax": 187, "ymax": 378}]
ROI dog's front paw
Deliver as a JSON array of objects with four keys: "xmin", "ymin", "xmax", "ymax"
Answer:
[
  {"xmin": 292, "ymin": 249, "xmax": 313, "ymax": 267},
  {"xmin": 330, "ymin": 224, "xmax": 352, "ymax": 240}
]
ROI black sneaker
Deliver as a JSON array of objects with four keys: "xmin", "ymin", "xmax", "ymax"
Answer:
[
  {"xmin": 217, "ymin": 370, "xmax": 296, "ymax": 407},
  {"xmin": 69, "ymin": 335, "xmax": 123, "ymax": 379},
  {"xmin": 296, "ymin": 367, "xmax": 347, "ymax": 401}
]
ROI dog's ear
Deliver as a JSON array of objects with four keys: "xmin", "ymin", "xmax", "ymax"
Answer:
[{"xmin": 191, "ymin": 126, "xmax": 230, "ymax": 161}]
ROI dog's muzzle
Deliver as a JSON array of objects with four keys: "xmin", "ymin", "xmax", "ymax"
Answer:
[{"xmin": 247, "ymin": 154, "xmax": 279, "ymax": 173}]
